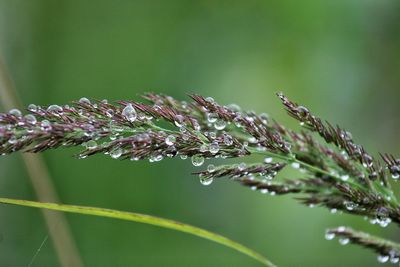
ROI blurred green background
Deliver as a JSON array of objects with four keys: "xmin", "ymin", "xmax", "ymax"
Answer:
[{"xmin": 0, "ymin": 1, "xmax": 400, "ymax": 266}]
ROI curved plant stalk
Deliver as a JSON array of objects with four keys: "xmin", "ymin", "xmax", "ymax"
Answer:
[
  {"xmin": 0, "ymin": 197, "xmax": 276, "ymax": 267},
  {"xmin": 0, "ymin": 56, "xmax": 83, "ymax": 267}
]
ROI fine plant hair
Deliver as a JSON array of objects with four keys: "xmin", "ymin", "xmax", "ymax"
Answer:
[{"xmin": 1, "ymin": 93, "xmax": 400, "ymax": 264}]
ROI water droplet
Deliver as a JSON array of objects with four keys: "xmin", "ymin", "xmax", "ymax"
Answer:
[
  {"xmin": 9, "ymin": 108, "xmax": 22, "ymax": 117},
  {"xmin": 330, "ymin": 208, "xmax": 337, "ymax": 214},
  {"xmin": 199, "ymin": 144, "xmax": 208, "ymax": 153},
  {"xmin": 377, "ymin": 255, "xmax": 389, "ymax": 263},
  {"xmin": 259, "ymin": 113, "xmax": 269, "ymax": 124},
  {"xmin": 207, "ymin": 164, "xmax": 216, "ymax": 173},
  {"xmin": 174, "ymin": 114, "xmax": 185, "ymax": 127},
  {"xmin": 264, "ymin": 157, "xmax": 273, "ymax": 163},
  {"xmin": 85, "ymin": 140, "xmax": 97, "ymax": 149},
  {"xmin": 297, "ymin": 106, "xmax": 309, "ymax": 118},
  {"xmin": 376, "ymin": 207, "xmax": 391, "ymax": 227},
  {"xmin": 227, "ymin": 104, "xmax": 241, "ymax": 112},
  {"xmin": 214, "ymin": 120, "xmax": 226, "ymax": 130},
  {"xmin": 340, "ymin": 174, "xmax": 349, "ymax": 181},
  {"xmin": 223, "ymin": 134, "xmax": 233, "ymax": 146},
  {"xmin": 291, "ymin": 162, "xmax": 300, "ymax": 169},
  {"xmin": 205, "ymin": 97, "xmax": 215, "ymax": 103},
  {"xmin": 47, "ymin": 105, "xmax": 63, "ymax": 113},
  {"xmin": 106, "ymin": 109, "xmax": 114, "ymax": 118},
  {"xmin": 238, "ymin": 162, "xmax": 247, "ymax": 171},
  {"xmin": 24, "ymin": 114, "xmax": 37, "ymax": 124},
  {"xmin": 180, "ymin": 154, "xmax": 188, "ymax": 160},
  {"xmin": 27, "ymin": 104, "xmax": 38, "ymax": 112},
  {"xmin": 325, "ymin": 232, "xmax": 335, "ymax": 240},
  {"xmin": 199, "ymin": 176, "xmax": 213, "ymax": 186},
  {"xmin": 339, "ymin": 238, "xmax": 349, "ymax": 245},
  {"xmin": 165, "ymin": 135, "xmax": 176, "ymax": 146},
  {"xmin": 207, "ymin": 113, "xmax": 218, "ymax": 123},
  {"xmin": 41, "ymin": 120, "xmax": 52, "ymax": 131},
  {"xmin": 149, "ymin": 154, "xmax": 163, "ymax": 162},
  {"xmin": 392, "ymin": 173, "xmax": 400, "ymax": 180},
  {"xmin": 390, "ymin": 256, "xmax": 399, "ymax": 264},
  {"xmin": 122, "ymin": 104, "xmax": 137, "ymax": 122},
  {"xmin": 110, "ymin": 148, "xmax": 123, "ymax": 159},
  {"xmin": 79, "ymin": 97, "xmax": 91, "ymax": 105},
  {"xmin": 233, "ymin": 116, "xmax": 242, "ymax": 127},
  {"xmin": 191, "ymin": 155, "xmax": 204, "ymax": 167},
  {"xmin": 344, "ymin": 201, "xmax": 358, "ymax": 211},
  {"xmin": 208, "ymin": 132, "xmax": 216, "ymax": 139},
  {"xmin": 209, "ymin": 142, "xmax": 219, "ymax": 154},
  {"xmin": 260, "ymin": 188, "xmax": 269, "ymax": 194},
  {"xmin": 8, "ymin": 135, "xmax": 18, "ymax": 144}
]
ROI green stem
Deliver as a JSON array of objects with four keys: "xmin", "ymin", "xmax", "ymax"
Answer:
[
  {"xmin": 0, "ymin": 197, "xmax": 276, "ymax": 267},
  {"xmin": 248, "ymin": 148, "xmax": 400, "ymax": 207}
]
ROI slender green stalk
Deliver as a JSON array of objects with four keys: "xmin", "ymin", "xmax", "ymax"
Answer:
[{"xmin": 0, "ymin": 197, "xmax": 276, "ymax": 267}]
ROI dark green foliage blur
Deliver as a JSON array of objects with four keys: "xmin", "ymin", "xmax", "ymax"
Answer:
[{"xmin": 0, "ymin": 1, "xmax": 399, "ymax": 266}]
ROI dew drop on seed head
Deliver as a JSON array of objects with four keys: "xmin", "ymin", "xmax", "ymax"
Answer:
[
  {"xmin": 325, "ymin": 232, "xmax": 335, "ymax": 240},
  {"xmin": 79, "ymin": 97, "xmax": 91, "ymax": 105},
  {"xmin": 205, "ymin": 97, "xmax": 215, "ymax": 103},
  {"xmin": 165, "ymin": 135, "xmax": 176, "ymax": 146},
  {"xmin": 174, "ymin": 114, "xmax": 185, "ymax": 127},
  {"xmin": 223, "ymin": 134, "xmax": 233, "ymax": 146},
  {"xmin": 199, "ymin": 144, "xmax": 208, "ymax": 153},
  {"xmin": 199, "ymin": 176, "xmax": 213, "ymax": 186},
  {"xmin": 191, "ymin": 155, "xmax": 204, "ymax": 167},
  {"xmin": 207, "ymin": 164, "xmax": 216, "ymax": 173},
  {"xmin": 47, "ymin": 105, "xmax": 63, "ymax": 113},
  {"xmin": 338, "ymin": 238, "xmax": 349, "ymax": 245},
  {"xmin": 106, "ymin": 109, "xmax": 114, "ymax": 118},
  {"xmin": 110, "ymin": 148, "xmax": 123, "ymax": 159},
  {"xmin": 392, "ymin": 173, "xmax": 400, "ymax": 180},
  {"xmin": 291, "ymin": 162, "xmax": 300, "ymax": 169},
  {"xmin": 340, "ymin": 174, "xmax": 349, "ymax": 181},
  {"xmin": 8, "ymin": 136, "xmax": 17, "ymax": 144},
  {"xmin": 238, "ymin": 162, "xmax": 247, "ymax": 171},
  {"xmin": 180, "ymin": 154, "xmax": 188, "ymax": 160},
  {"xmin": 85, "ymin": 140, "xmax": 97, "ymax": 150},
  {"xmin": 207, "ymin": 113, "xmax": 218, "ymax": 123},
  {"xmin": 260, "ymin": 188, "xmax": 268, "ymax": 194},
  {"xmin": 390, "ymin": 255, "xmax": 399, "ymax": 264},
  {"xmin": 377, "ymin": 255, "xmax": 389, "ymax": 263},
  {"xmin": 41, "ymin": 120, "xmax": 52, "ymax": 131},
  {"xmin": 344, "ymin": 201, "xmax": 357, "ymax": 211},
  {"xmin": 209, "ymin": 142, "xmax": 219, "ymax": 154},
  {"xmin": 209, "ymin": 131, "xmax": 216, "ymax": 139},
  {"xmin": 227, "ymin": 104, "xmax": 241, "ymax": 112},
  {"xmin": 214, "ymin": 120, "xmax": 226, "ymax": 130},
  {"xmin": 9, "ymin": 108, "xmax": 22, "ymax": 117},
  {"xmin": 297, "ymin": 106, "xmax": 309, "ymax": 118},
  {"xmin": 264, "ymin": 157, "xmax": 273, "ymax": 163},
  {"xmin": 28, "ymin": 104, "xmax": 38, "ymax": 112},
  {"xmin": 122, "ymin": 104, "xmax": 137, "ymax": 122},
  {"xmin": 24, "ymin": 114, "xmax": 37, "ymax": 124}
]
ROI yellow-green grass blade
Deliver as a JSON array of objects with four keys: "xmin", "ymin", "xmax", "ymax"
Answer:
[{"xmin": 0, "ymin": 197, "xmax": 276, "ymax": 267}]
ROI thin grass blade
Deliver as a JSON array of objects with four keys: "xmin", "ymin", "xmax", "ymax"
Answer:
[{"xmin": 0, "ymin": 197, "xmax": 276, "ymax": 267}]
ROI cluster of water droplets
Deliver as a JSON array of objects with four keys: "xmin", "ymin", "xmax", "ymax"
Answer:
[{"xmin": 324, "ymin": 227, "xmax": 349, "ymax": 246}]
